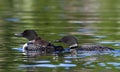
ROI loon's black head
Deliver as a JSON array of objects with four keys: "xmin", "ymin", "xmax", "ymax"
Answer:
[
  {"xmin": 55, "ymin": 35, "xmax": 78, "ymax": 48},
  {"xmin": 15, "ymin": 30, "xmax": 38, "ymax": 41}
]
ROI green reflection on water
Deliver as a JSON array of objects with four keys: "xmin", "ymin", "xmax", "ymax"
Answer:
[{"xmin": 0, "ymin": 0, "xmax": 120, "ymax": 72}]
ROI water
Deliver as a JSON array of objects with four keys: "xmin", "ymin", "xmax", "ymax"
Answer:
[{"xmin": 0, "ymin": 0, "xmax": 120, "ymax": 72}]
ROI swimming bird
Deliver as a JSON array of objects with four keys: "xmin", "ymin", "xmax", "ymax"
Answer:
[
  {"xmin": 15, "ymin": 30, "xmax": 64, "ymax": 57},
  {"xmin": 55, "ymin": 35, "xmax": 114, "ymax": 56}
]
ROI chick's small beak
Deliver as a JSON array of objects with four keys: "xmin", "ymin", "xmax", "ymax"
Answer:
[{"xmin": 53, "ymin": 40, "xmax": 62, "ymax": 43}]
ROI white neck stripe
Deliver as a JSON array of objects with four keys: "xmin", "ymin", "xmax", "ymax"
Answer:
[{"xmin": 69, "ymin": 44, "xmax": 78, "ymax": 48}]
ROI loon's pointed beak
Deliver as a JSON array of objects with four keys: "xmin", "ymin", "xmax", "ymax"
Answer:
[{"xmin": 14, "ymin": 33, "xmax": 23, "ymax": 37}]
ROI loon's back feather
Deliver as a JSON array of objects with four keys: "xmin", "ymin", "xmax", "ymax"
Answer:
[{"xmin": 78, "ymin": 44, "xmax": 114, "ymax": 51}]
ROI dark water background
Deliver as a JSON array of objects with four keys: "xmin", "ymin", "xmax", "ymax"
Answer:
[{"xmin": 0, "ymin": 0, "xmax": 120, "ymax": 72}]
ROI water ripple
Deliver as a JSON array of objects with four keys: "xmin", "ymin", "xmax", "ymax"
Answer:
[{"xmin": 19, "ymin": 63, "xmax": 77, "ymax": 68}]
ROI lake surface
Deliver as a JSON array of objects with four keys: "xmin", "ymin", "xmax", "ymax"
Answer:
[{"xmin": 0, "ymin": 0, "xmax": 120, "ymax": 72}]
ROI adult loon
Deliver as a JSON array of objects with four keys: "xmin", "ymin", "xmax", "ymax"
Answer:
[{"xmin": 15, "ymin": 30, "xmax": 63, "ymax": 57}]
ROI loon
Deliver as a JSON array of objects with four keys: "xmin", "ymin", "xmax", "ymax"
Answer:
[
  {"xmin": 55, "ymin": 35, "xmax": 114, "ymax": 56},
  {"xmin": 15, "ymin": 30, "xmax": 63, "ymax": 57}
]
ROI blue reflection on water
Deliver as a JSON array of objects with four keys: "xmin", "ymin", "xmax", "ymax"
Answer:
[
  {"xmin": 92, "ymin": 35, "xmax": 106, "ymax": 38},
  {"xmin": 107, "ymin": 62, "xmax": 120, "ymax": 67},
  {"xmin": 99, "ymin": 41, "xmax": 118, "ymax": 44},
  {"xmin": 98, "ymin": 62, "xmax": 120, "ymax": 69},
  {"xmin": 19, "ymin": 63, "xmax": 77, "ymax": 68},
  {"xmin": 98, "ymin": 63, "xmax": 106, "ymax": 67},
  {"xmin": 5, "ymin": 18, "xmax": 20, "ymax": 22},
  {"xmin": 83, "ymin": 61, "xmax": 93, "ymax": 65},
  {"xmin": 34, "ymin": 60, "xmax": 50, "ymax": 63},
  {"xmin": 114, "ymin": 43, "xmax": 120, "ymax": 46},
  {"xmin": 13, "ymin": 47, "xmax": 23, "ymax": 52},
  {"xmin": 64, "ymin": 60, "xmax": 72, "ymax": 63},
  {"xmin": 83, "ymin": 61, "xmax": 120, "ymax": 69}
]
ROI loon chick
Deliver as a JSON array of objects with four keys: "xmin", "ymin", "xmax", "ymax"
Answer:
[
  {"xmin": 15, "ymin": 30, "xmax": 64, "ymax": 57},
  {"xmin": 55, "ymin": 35, "xmax": 114, "ymax": 56}
]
